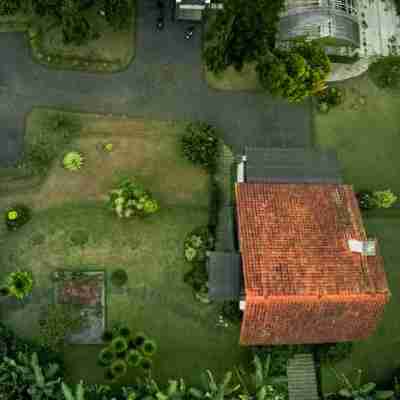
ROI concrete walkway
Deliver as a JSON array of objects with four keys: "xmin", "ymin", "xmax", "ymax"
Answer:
[{"xmin": 0, "ymin": 0, "xmax": 312, "ymax": 166}]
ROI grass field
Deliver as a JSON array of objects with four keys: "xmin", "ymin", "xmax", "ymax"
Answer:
[
  {"xmin": 0, "ymin": 109, "xmax": 248, "ymax": 385},
  {"xmin": 315, "ymin": 75, "xmax": 400, "ymax": 194},
  {"xmin": 321, "ymin": 211, "xmax": 400, "ymax": 394}
]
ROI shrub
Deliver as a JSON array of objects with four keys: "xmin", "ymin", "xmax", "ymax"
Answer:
[
  {"xmin": 369, "ymin": 56, "xmax": 400, "ymax": 89},
  {"xmin": 63, "ymin": 151, "xmax": 84, "ymax": 171},
  {"xmin": 126, "ymin": 349, "xmax": 142, "ymax": 367},
  {"xmin": 316, "ymin": 342, "xmax": 353, "ymax": 364},
  {"xmin": 104, "ymin": 0, "xmax": 131, "ymax": 30},
  {"xmin": 184, "ymin": 262, "xmax": 208, "ymax": 293},
  {"xmin": 39, "ymin": 304, "xmax": 83, "ymax": 351},
  {"xmin": 69, "ymin": 229, "xmax": 89, "ymax": 246},
  {"xmin": 119, "ymin": 326, "xmax": 131, "ymax": 338},
  {"xmin": 127, "ymin": 338, "xmax": 137, "ymax": 349},
  {"xmin": 4, "ymin": 204, "xmax": 31, "ymax": 231},
  {"xmin": 108, "ymin": 179, "xmax": 159, "ymax": 218},
  {"xmin": 221, "ymin": 301, "xmax": 242, "ymax": 324},
  {"xmin": 102, "ymin": 330, "xmax": 114, "ymax": 342},
  {"xmin": 98, "ymin": 347, "xmax": 115, "ymax": 366},
  {"xmin": 6, "ymin": 270, "xmax": 33, "ymax": 300},
  {"xmin": 181, "ymin": 122, "xmax": 220, "ymax": 171},
  {"xmin": 316, "ymin": 86, "xmax": 344, "ymax": 113},
  {"xmin": 0, "ymin": 0, "xmax": 21, "ymax": 16},
  {"xmin": 0, "ymin": 287, "xmax": 10, "ymax": 297},
  {"xmin": 356, "ymin": 190, "xmax": 374, "ymax": 210},
  {"xmin": 141, "ymin": 339, "xmax": 157, "ymax": 357},
  {"xmin": 104, "ymin": 368, "xmax": 117, "ymax": 383},
  {"xmin": 110, "ymin": 359, "xmax": 128, "ymax": 377},
  {"xmin": 111, "ymin": 336, "xmax": 128, "ymax": 353},
  {"xmin": 111, "ymin": 269, "xmax": 128, "ymax": 287},
  {"xmin": 372, "ymin": 189, "xmax": 397, "ymax": 208},
  {"xmin": 116, "ymin": 350, "xmax": 127, "ymax": 359},
  {"xmin": 184, "ymin": 226, "xmax": 214, "ymax": 263},
  {"xmin": 133, "ymin": 332, "xmax": 147, "ymax": 347},
  {"xmin": 140, "ymin": 357, "xmax": 153, "ymax": 372}
]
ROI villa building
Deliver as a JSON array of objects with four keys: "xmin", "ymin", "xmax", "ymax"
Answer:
[{"xmin": 207, "ymin": 148, "xmax": 390, "ymax": 345}]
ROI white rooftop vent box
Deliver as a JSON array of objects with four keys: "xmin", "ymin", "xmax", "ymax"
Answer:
[{"xmin": 348, "ymin": 239, "xmax": 376, "ymax": 256}]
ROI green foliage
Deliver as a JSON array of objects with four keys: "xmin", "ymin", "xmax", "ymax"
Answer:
[
  {"xmin": 357, "ymin": 190, "xmax": 375, "ymax": 210},
  {"xmin": 69, "ymin": 229, "xmax": 89, "ymax": 246},
  {"xmin": 63, "ymin": 151, "xmax": 84, "ymax": 171},
  {"xmin": 316, "ymin": 342, "xmax": 353, "ymax": 364},
  {"xmin": 111, "ymin": 269, "xmax": 128, "ymax": 287},
  {"xmin": 126, "ymin": 349, "xmax": 142, "ymax": 367},
  {"xmin": 369, "ymin": 56, "xmax": 400, "ymax": 89},
  {"xmin": 110, "ymin": 359, "xmax": 128, "ymax": 377},
  {"xmin": 181, "ymin": 122, "xmax": 220, "ymax": 171},
  {"xmin": 98, "ymin": 347, "xmax": 115, "ymax": 366},
  {"xmin": 111, "ymin": 336, "xmax": 128, "ymax": 353},
  {"xmin": 332, "ymin": 369, "xmax": 394, "ymax": 399},
  {"xmin": 203, "ymin": 0, "xmax": 284, "ymax": 73},
  {"xmin": 104, "ymin": 0, "xmax": 131, "ymax": 30},
  {"xmin": 104, "ymin": 368, "xmax": 117, "ymax": 383},
  {"xmin": 101, "ymin": 330, "xmax": 114, "ymax": 342},
  {"xmin": 134, "ymin": 332, "xmax": 147, "ymax": 347},
  {"xmin": 140, "ymin": 357, "xmax": 153, "ymax": 372},
  {"xmin": 221, "ymin": 301, "xmax": 242, "ymax": 324},
  {"xmin": 5, "ymin": 270, "xmax": 34, "ymax": 300},
  {"xmin": 142, "ymin": 339, "xmax": 157, "ymax": 357},
  {"xmin": 119, "ymin": 326, "xmax": 131, "ymax": 338},
  {"xmin": 108, "ymin": 179, "xmax": 159, "ymax": 218},
  {"xmin": 0, "ymin": 0, "xmax": 21, "ymax": 15},
  {"xmin": 316, "ymin": 86, "xmax": 344, "ymax": 113},
  {"xmin": 38, "ymin": 304, "xmax": 83, "ymax": 351},
  {"xmin": 62, "ymin": 382, "xmax": 85, "ymax": 400},
  {"xmin": 0, "ymin": 352, "xmax": 62, "ymax": 400},
  {"xmin": 4, "ymin": 204, "xmax": 31, "ymax": 231},
  {"xmin": 372, "ymin": 189, "xmax": 398, "ymax": 208},
  {"xmin": 257, "ymin": 41, "xmax": 330, "ymax": 103}
]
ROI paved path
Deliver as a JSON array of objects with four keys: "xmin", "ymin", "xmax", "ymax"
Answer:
[{"xmin": 0, "ymin": 0, "xmax": 312, "ymax": 166}]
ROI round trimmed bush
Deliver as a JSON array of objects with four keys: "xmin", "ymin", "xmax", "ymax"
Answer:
[
  {"xmin": 140, "ymin": 357, "xmax": 153, "ymax": 372},
  {"xmin": 134, "ymin": 332, "xmax": 147, "ymax": 347},
  {"xmin": 110, "ymin": 359, "xmax": 128, "ymax": 377},
  {"xmin": 127, "ymin": 338, "xmax": 137, "ymax": 349},
  {"xmin": 116, "ymin": 350, "xmax": 127, "ymax": 359},
  {"xmin": 98, "ymin": 347, "xmax": 115, "ymax": 366},
  {"xmin": 142, "ymin": 339, "xmax": 157, "ymax": 357},
  {"xmin": 6, "ymin": 270, "xmax": 34, "ymax": 300},
  {"xmin": 111, "ymin": 269, "xmax": 128, "ymax": 287},
  {"xmin": 126, "ymin": 349, "xmax": 142, "ymax": 368},
  {"xmin": 5, "ymin": 204, "xmax": 31, "ymax": 231},
  {"xmin": 119, "ymin": 326, "xmax": 131, "ymax": 338},
  {"xmin": 111, "ymin": 336, "xmax": 128, "ymax": 353}
]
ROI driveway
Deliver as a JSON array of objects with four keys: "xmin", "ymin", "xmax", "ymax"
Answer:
[{"xmin": 0, "ymin": 0, "xmax": 312, "ymax": 166}]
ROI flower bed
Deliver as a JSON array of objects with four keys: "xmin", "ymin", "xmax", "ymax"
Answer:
[{"xmin": 53, "ymin": 270, "xmax": 105, "ymax": 344}]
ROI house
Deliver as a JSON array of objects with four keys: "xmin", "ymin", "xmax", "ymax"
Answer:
[{"xmin": 208, "ymin": 148, "xmax": 390, "ymax": 345}]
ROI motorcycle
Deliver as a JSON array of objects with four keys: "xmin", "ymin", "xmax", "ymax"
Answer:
[{"xmin": 185, "ymin": 26, "xmax": 194, "ymax": 40}]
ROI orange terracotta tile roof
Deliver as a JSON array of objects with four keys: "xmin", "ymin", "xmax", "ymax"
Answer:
[{"xmin": 236, "ymin": 183, "xmax": 388, "ymax": 298}]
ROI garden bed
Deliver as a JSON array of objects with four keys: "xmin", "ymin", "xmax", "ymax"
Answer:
[
  {"xmin": 53, "ymin": 270, "xmax": 105, "ymax": 344},
  {"xmin": 0, "ymin": 108, "xmax": 248, "ymax": 385}
]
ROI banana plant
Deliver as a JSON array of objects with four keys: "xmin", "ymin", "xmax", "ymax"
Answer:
[
  {"xmin": 62, "ymin": 381, "xmax": 85, "ymax": 400},
  {"xmin": 331, "ymin": 368, "xmax": 394, "ymax": 400},
  {"xmin": 189, "ymin": 370, "xmax": 241, "ymax": 400}
]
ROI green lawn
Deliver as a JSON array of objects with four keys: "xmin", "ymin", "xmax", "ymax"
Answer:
[
  {"xmin": 321, "ymin": 211, "xmax": 400, "ymax": 394},
  {"xmin": 0, "ymin": 109, "xmax": 248, "ymax": 386},
  {"xmin": 315, "ymin": 75, "xmax": 400, "ymax": 194}
]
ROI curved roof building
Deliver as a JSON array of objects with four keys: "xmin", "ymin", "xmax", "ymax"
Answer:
[{"xmin": 278, "ymin": 0, "xmax": 360, "ymax": 48}]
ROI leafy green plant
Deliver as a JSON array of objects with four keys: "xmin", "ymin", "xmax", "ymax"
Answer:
[
  {"xmin": 111, "ymin": 269, "xmax": 128, "ymax": 287},
  {"xmin": 63, "ymin": 151, "xmax": 84, "ymax": 171},
  {"xmin": 104, "ymin": 368, "xmax": 117, "ymax": 383},
  {"xmin": 140, "ymin": 357, "xmax": 153, "ymax": 372},
  {"xmin": 38, "ymin": 304, "xmax": 83, "ymax": 351},
  {"xmin": 221, "ymin": 301, "xmax": 242, "ymax": 324},
  {"xmin": 134, "ymin": 332, "xmax": 147, "ymax": 347},
  {"xmin": 111, "ymin": 359, "xmax": 128, "ymax": 377},
  {"xmin": 331, "ymin": 369, "xmax": 394, "ymax": 399},
  {"xmin": 111, "ymin": 336, "xmax": 128, "ymax": 353},
  {"xmin": 108, "ymin": 179, "xmax": 159, "ymax": 218},
  {"xmin": 316, "ymin": 86, "xmax": 344, "ymax": 113},
  {"xmin": 98, "ymin": 347, "xmax": 115, "ymax": 366},
  {"xmin": 184, "ymin": 226, "xmax": 214, "ymax": 263},
  {"xmin": 181, "ymin": 122, "xmax": 220, "ymax": 171},
  {"xmin": 62, "ymin": 381, "xmax": 85, "ymax": 400},
  {"xmin": 4, "ymin": 204, "xmax": 31, "ymax": 231},
  {"xmin": 372, "ymin": 189, "xmax": 397, "ymax": 208},
  {"xmin": 127, "ymin": 337, "xmax": 137, "ymax": 349},
  {"xmin": 126, "ymin": 349, "xmax": 142, "ymax": 368},
  {"xmin": 119, "ymin": 326, "xmax": 131, "ymax": 338},
  {"xmin": 6, "ymin": 270, "xmax": 34, "ymax": 300},
  {"xmin": 142, "ymin": 339, "xmax": 157, "ymax": 357},
  {"xmin": 104, "ymin": 0, "xmax": 131, "ymax": 30},
  {"xmin": 316, "ymin": 342, "xmax": 353, "ymax": 364}
]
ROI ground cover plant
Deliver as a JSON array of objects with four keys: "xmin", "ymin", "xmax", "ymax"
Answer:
[
  {"xmin": 0, "ymin": 108, "xmax": 247, "ymax": 386},
  {"xmin": 369, "ymin": 56, "xmax": 400, "ymax": 89}
]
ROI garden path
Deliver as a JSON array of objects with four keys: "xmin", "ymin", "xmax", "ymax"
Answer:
[{"xmin": 0, "ymin": 0, "xmax": 312, "ymax": 166}]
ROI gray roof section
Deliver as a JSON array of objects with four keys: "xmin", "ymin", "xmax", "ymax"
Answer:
[
  {"xmin": 208, "ymin": 251, "xmax": 242, "ymax": 301},
  {"xmin": 244, "ymin": 147, "xmax": 343, "ymax": 184}
]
